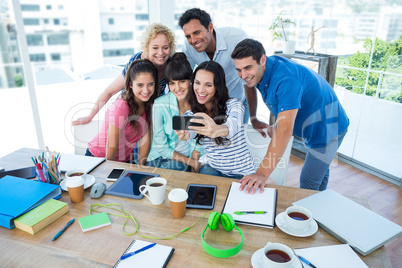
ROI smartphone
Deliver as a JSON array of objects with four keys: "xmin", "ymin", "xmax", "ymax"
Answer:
[
  {"xmin": 186, "ymin": 183, "xmax": 217, "ymax": 210},
  {"xmin": 172, "ymin": 115, "xmax": 204, "ymax": 130},
  {"xmin": 106, "ymin": 168, "xmax": 125, "ymax": 182}
]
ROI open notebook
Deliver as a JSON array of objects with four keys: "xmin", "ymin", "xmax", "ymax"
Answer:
[
  {"xmin": 58, "ymin": 153, "xmax": 105, "ymax": 173},
  {"xmin": 114, "ymin": 240, "xmax": 174, "ymax": 268},
  {"xmin": 293, "ymin": 189, "xmax": 402, "ymax": 256},
  {"xmin": 222, "ymin": 182, "xmax": 277, "ymax": 228}
]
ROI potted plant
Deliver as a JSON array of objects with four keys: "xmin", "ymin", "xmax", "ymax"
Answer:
[{"xmin": 269, "ymin": 11, "xmax": 297, "ymax": 54}]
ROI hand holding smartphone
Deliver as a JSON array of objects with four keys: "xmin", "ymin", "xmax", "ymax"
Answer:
[
  {"xmin": 172, "ymin": 116, "xmax": 204, "ymax": 130},
  {"xmin": 106, "ymin": 168, "xmax": 125, "ymax": 182}
]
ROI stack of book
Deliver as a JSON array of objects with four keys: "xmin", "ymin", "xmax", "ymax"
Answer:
[{"xmin": 14, "ymin": 199, "xmax": 69, "ymax": 235}]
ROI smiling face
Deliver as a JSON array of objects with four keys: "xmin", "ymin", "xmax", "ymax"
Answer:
[
  {"xmin": 130, "ymin": 73, "xmax": 155, "ymax": 103},
  {"xmin": 147, "ymin": 33, "xmax": 170, "ymax": 66},
  {"xmin": 169, "ymin": 79, "xmax": 190, "ymax": 102},
  {"xmin": 234, "ymin": 55, "xmax": 266, "ymax": 88},
  {"xmin": 193, "ymin": 70, "xmax": 216, "ymax": 108},
  {"xmin": 182, "ymin": 19, "xmax": 214, "ymax": 53}
]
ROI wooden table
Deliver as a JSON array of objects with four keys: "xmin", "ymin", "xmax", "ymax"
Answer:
[{"xmin": 0, "ymin": 148, "xmax": 392, "ymax": 267}]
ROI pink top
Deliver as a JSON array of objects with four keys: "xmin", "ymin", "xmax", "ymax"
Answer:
[{"xmin": 88, "ymin": 98, "xmax": 147, "ymax": 162}]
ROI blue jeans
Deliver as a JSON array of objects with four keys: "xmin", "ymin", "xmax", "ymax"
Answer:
[
  {"xmin": 146, "ymin": 157, "xmax": 190, "ymax": 172},
  {"xmin": 243, "ymin": 98, "xmax": 250, "ymax": 124},
  {"xmin": 300, "ymin": 129, "xmax": 347, "ymax": 191},
  {"xmin": 199, "ymin": 164, "xmax": 244, "ymax": 179},
  {"xmin": 85, "ymin": 148, "xmax": 94, "ymax": 157}
]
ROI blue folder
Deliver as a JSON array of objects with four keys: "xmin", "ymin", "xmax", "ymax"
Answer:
[{"xmin": 0, "ymin": 176, "xmax": 62, "ymax": 229}]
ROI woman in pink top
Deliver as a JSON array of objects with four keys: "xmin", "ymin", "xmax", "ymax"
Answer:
[{"xmin": 86, "ymin": 59, "xmax": 159, "ymax": 163}]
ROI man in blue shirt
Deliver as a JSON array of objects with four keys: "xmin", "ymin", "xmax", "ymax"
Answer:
[
  {"xmin": 231, "ymin": 38, "xmax": 349, "ymax": 192},
  {"xmin": 178, "ymin": 8, "xmax": 249, "ymax": 122}
]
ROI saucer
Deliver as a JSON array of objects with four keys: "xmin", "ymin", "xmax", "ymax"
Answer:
[
  {"xmin": 275, "ymin": 212, "xmax": 318, "ymax": 237},
  {"xmin": 60, "ymin": 174, "xmax": 96, "ymax": 191},
  {"xmin": 251, "ymin": 248, "xmax": 302, "ymax": 268}
]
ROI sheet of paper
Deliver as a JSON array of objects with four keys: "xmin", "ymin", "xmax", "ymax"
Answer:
[
  {"xmin": 222, "ymin": 182, "xmax": 277, "ymax": 228},
  {"xmin": 294, "ymin": 244, "xmax": 368, "ymax": 268}
]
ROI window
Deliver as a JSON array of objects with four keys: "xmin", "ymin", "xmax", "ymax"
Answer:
[
  {"xmin": 29, "ymin": 54, "xmax": 46, "ymax": 62},
  {"xmin": 101, "ymin": 32, "xmax": 133, "ymax": 41},
  {"xmin": 47, "ymin": 34, "xmax": 69, "ymax": 45},
  {"xmin": 58, "ymin": 5, "xmax": 63, "ymax": 10},
  {"xmin": 103, "ymin": 48, "xmax": 134, "ymax": 57},
  {"xmin": 135, "ymin": 14, "xmax": 149, "ymax": 20},
  {"xmin": 23, "ymin": 19, "xmax": 40, "ymax": 26},
  {"xmin": 46, "ymin": 5, "xmax": 51, "ymax": 10},
  {"xmin": 44, "ymin": 19, "xmax": 49, "ymax": 24},
  {"xmin": 26, "ymin": 35, "xmax": 43, "ymax": 46},
  {"xmin": 53, "ymin": 19, "xmax": 60, "ymax": 25},
  {"xmin": 108, "ymin": 18, "xmax": 114, "ymax": 25},
  {"xmin": 51, "ymin": 54, "xmax": 61, "ymax": 61},
  {"xmin": 20, "ymin": 4, "xmax": 40, "ymax": 11}
]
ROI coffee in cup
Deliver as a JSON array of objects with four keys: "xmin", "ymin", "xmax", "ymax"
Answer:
[
  {"xmin": 285, "ymin": 206, "xmax": 312, "ymax": 230},
  {"xmin": 261, "ymin": 242, "xmax": 295, "ymax": 268},
  {"xmin": 168, "ymin": 188, "xmax": 188, "ymax": 218},
  {"xmin": 139, "ymin": 177, "xmax": 167, "ymax": 205},
  {"xmin": 65, "ymin": 176, "xmax": 84, "ymax": 203}
]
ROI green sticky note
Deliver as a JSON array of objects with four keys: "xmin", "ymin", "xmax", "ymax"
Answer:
[{"xmin": 78, "ymin": 212, "xmax": 111, "ymax": 232}]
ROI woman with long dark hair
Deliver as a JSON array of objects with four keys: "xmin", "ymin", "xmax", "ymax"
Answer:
[
  {"xmin": 86, "ymin": 59, "xmax": 159, "ymax": 163},
  {"xmin": 177, "ymin": 61, "xmax": 255, "ymax": 178},
  {"xmin": 146, "ymin": 53, "xmax": 202, "ymax": 171}
]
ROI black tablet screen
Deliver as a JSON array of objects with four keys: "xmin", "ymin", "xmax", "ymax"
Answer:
[
  {"xmin": 187, "ymin": 184, "xmax": 216, "ymax": 208},
  {"xmin": 105, "ymin": 171, "xmax": 159, "ymax": 199}
]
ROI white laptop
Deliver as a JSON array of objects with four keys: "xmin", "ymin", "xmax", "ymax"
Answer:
[
  {"xmin": 293, "ymin": 189, "xmax": 402, "ymax": 256},
  {"xmin": 58, "ymin": 153, "xmax": 105, "ymax": 174}
]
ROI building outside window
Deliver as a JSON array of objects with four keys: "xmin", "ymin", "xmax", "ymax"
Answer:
[
  {"xmin": 51, "ymin": 53, "xmax": 61, "ymax": 61},
  {"xmin": 26, "ymin": 35, "xmax": 43, "ymax": 46},
  {"xmin": 108, "ymin": 18, "xmax": 114, "ymax": 25},
  {"xmin": 53, "ymin": 19, "xmax": 60, "ymax": 25},
  {"xmin": 29, "ymin": 54, "xmax": 46, "ymax": 62},
  {"xmin": 47, "ymin": 34, "xmax": 69, "ymax": 45},
  {"xmin": 20, "ymin": 4, "xmax": 40, "ymax": 11},
  {"xmin": 103, "ymin": 48, "xmax": 134, "ymax": 57},
  {"xmin": 23, "ymin": 18, "xmax": 39, "ymax": 25}
]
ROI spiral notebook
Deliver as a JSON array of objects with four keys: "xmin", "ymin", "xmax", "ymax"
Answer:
[{"xmin": 114, "ymin": 240, "xmax": 174, "ymax": 268}]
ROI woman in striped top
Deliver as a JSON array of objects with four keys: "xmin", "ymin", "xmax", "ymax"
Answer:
[{"xmin": 177, "ymin": 61, "xmax": 255, "ymax": 179}]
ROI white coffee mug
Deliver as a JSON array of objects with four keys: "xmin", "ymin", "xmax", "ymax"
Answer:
[
  {"xmin": 261, "ymin": 242, "xmax": 295, "ymax": 268},
  {"xmin": 139, "ymin": 177, "xmax": 167, "ymax": 205},
  {"xmin": 285, "ymin": 206, "xmax": 312, "ymax": 231}
]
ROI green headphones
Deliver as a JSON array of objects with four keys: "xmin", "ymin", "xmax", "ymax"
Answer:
[{"xmin": 201, "ymin": 212, "xmax": 244, "ymax": 258}]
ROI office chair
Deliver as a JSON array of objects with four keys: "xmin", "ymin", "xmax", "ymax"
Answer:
[
  {"xmin": 243, "ymin": 124, "xmax": 294, "ymax": 186},
  {"xmin": 73, "ymin": 120, "xmax": 101, "ymax": 155}
]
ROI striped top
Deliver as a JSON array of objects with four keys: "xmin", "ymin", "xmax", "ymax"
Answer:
[{"xmin": 186, "ymin": 99, "xmax": 255, "ymax": 176}]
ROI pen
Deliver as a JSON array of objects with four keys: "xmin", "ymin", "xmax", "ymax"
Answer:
[
  {"xmin": 120, "ymin": 243, "xmax": 157, "ymax": 260},
  {"xmin": 233, "ymin": 211, "xmax": 267, "ymax": 215},
  {"xmin": 52, "ymin": 219, "xmax": 75, "ymax": 242},
  {"xmin": 297, "ymin": 255, "xmax": 317, "ymax": 268}
]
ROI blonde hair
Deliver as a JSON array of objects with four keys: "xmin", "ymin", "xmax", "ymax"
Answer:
[{"xmin": 141, "ymin": 23, "xmax": 176, "ymax": 56}]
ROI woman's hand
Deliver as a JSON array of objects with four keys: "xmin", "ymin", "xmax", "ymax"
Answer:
[
  {"xmin": 72, "ymin": 116, "xmax": 92, "ymax": 126},
  {"xmin": 189, "ymin": 113, "xmax": 228, "ymax": 138},
  {"xmin": 175, "ymin": 130, "xmax": 190, "ymax": 141},
  {"xmin": 191, "ymin": 160, "xmax": 202, "ymax": 173}
]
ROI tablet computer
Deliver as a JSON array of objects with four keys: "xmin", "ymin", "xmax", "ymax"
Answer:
[
  {"xmin": 186, "ymin": 183, "xmax": 217, "ymax": 210},
  {"xmin": 105, "ymin": 170, "xmax": 159, "ymax": 199},
  {"xmin": 0, "ymin": 166, "xmax": 36, "ymax": 179}
]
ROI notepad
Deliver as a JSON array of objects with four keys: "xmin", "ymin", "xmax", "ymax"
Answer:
[
  {"xmin": 58, "ymin": 153, "xmax": 105, "ymax": 173},
  {"xmin": 78, "ymin": 212, "xmax": 111, "ymax": 232},
  {"xmin": 114, "ymin": 240, "xmax": 174, "ymax": 268},
  {"xmin": 14, "ymin": 199, "xmax": 69, "ymax": 235},
  {"xmin": 222, "ymin": 182, "xmax": 277, "ymax": 228},
  {"xmin": 294, "ymin": 244, "xmax": 368, "ymax": 268}
]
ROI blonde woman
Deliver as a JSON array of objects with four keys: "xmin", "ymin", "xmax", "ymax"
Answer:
[{"xmin": 73, "ymin": 23, "xmax": 175, "ymax": 126}]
